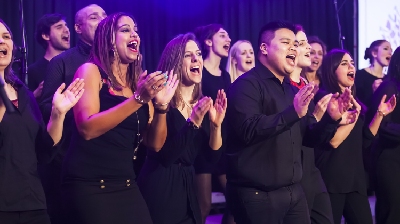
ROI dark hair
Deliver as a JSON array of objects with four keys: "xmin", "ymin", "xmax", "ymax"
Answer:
[
  {"xmin": 157, "ymin": 33, "xmax": 202, "ymax": 109},
  {"xmin": 387, "ymin": 46, "xmax": 400, "ymax": 83},
  {"xmin": 35, "ymin": 13, "xmax": 66, "ymax": 49},
  {"xmin": 319, "ymin": 49, "xmax": 356, "ymax": 95},
  {"xmin": 364, "ymin": 40, "xmax": 387, "ymax": 64},
  {"xmin": 194, "ymin": 23, "xmax": 223, "ymax": 59},
  {"xmin": 294, "ymin": 24, "xmax": 305, "ymax": 34},
  {"xmin": 89, "ymin": 12, "xmax": 141, "ymax": 91},
  {"xmin": 308, "ymin": 36, "xmax": 327, "ymax": 56},
  {"xmin": 258, "ymin": 21, "xmax": 296, "ymax": 47},
  {"xmin": 0, "ymin": 19, "xmax": 23, "ymax": 87}
]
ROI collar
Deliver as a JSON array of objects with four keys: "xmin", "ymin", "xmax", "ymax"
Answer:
[
  {"xmin": 253, "ymin": 59, "xmax": 291, "ymax": 84},
  {"xmin": 77, "ymin": 38, "xmax": 92, "ymax": 56}
]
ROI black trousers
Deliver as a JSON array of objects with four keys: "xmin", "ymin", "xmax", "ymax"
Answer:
[
  {"xmin": 38, "ymin": 161, "xmax": 64, "ymax": 224},
  {"xmin": 0, "ymin": 210, "xmax": 51, "ymax": 224},
  {"xmin": 226, "ymin": 183, "xmax": 310, "ymax": 224},
  {"xmin": 375, "ymin": 150, "xmax": 400, "ymax": 224},
  {"xmin": 329, "ymin": 192, "xmax": 373, "ymax": 224},
  {"xmin": 308, "ymin": 192, "xmax": 334, "ymax": 224}
]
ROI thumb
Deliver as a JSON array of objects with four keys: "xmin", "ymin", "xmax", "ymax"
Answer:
[
  {"xmin": 138, "ymin": 70, "xmax": 148, "ymax": 82},
  {"xmin": 381, "ymin": 94, "xmax": 387, "ymax": 104},
  {"xmin": 57, "ymin": 83, "xmax": 66, "ymax": 94}
]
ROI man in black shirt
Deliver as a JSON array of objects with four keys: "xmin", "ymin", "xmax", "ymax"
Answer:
[
  {"xmin": 38, "ymin": 4, "xmax": 106, "ymax": 224},
  {"xmin": 28, "ymin": 13, "xmax": 70, "ymax": 99},
  {"xmin": 225, "ymin": 21, "xmax": 349, "ymax": 223}
]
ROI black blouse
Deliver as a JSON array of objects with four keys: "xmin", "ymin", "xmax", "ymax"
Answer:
[
  {"xmin": 0, "ymin": 85, "xmax": 56, "ymax": 211},
  {"xmin": 355, "ymin": 69, "xmax": 381, "ymax": 108}
]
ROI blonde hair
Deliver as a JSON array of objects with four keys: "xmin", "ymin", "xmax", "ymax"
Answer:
[{"xmin": 226, "ymin": 40, "xmax": 253, "ymax": 82}]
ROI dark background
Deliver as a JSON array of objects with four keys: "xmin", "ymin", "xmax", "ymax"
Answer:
[{"xmin": 1, "ymin": 0, "xmax": 355, "ymax": 74}]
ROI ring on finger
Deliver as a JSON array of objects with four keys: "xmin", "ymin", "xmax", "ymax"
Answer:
[{"xmin": 152, "ymin": 85, "xmax": 158, "ymax": 90}]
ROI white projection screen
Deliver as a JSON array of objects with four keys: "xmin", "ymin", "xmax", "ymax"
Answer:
[{"xmin": 358, "ymin": 0, "xmax": 400, "ymax": 69}]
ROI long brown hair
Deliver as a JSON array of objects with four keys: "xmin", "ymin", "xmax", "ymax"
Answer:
[
  {"xmin": 157, "ymin": 33, "xmax": 202, "ymax": 109},
  {"xmin": 89, "ymin": 12, "xmax": 142, "ymax": 91},
  {"xmin": 0, "ymin": 19, "xmax": 23, "ymax": 88}
]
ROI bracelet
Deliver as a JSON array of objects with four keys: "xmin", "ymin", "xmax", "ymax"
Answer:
[
  {"xmin": 377, "ymin": 109, "xmax": 386, "ymax": 117},
  {"xmin": 153, "ymin": 101, "xmax": 169, "ymax": 106},
  {"xmin": 154, "ymin": 105, "xmax": 169, "ymax": 114},
  {"xmin": 134, "ymin": 92, "xmax": 148, "ymax": 104},
  {"xmin": 187, "ymin": 118, "xmax": 200, "ymax": 129}
]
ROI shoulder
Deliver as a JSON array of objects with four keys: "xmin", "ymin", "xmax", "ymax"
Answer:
[
  {"xmin": 49, "ymin": 47, "xmax": 78, "ymax": 64},
  {"xmin": 75, "ymin": 63, "xmax": 100, "ymax": 79}
]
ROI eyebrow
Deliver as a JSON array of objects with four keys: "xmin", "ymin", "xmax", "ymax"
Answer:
[
  {"xmin": 87, "ymin": 12, "xmax": 100, "ymax": 17},
  {"xmin": 184, "ymin": 50, "xmax": 201, "ymax": 53},
  {"xmin": 218, "ymin": 31, "xmax": 227, "ymax": 34},
  {"xmin": 118, "ymin": 24, "xmax": 131, "ymax": 29},
  {"xmin": 341, "ymin": 59, "xmax": 354, "ymax": 63}
]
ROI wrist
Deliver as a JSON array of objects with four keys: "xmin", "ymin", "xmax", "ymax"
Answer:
[
  {"xmin": 154, "ymin": 105, "xmax": 169, "ymax": 114},
  {"xmin": 377, "ymin": 109, "xmax": 385, "ymax": 117},
  {"xmin": 50, "ymin": 107, "xmax": 66, "ymax": 120},
  {"xmin": 133, "ymin": 92, "xmax": 149, "ymax": 104}
]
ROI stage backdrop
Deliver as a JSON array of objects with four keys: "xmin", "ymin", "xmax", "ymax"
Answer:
[{"xmin": 1, "ymin": 0, "xmax": 354, "ymax": 74}]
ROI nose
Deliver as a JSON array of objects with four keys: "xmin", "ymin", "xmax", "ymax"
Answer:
[
  {"xmin": 131, "ymin": 31, "xmax": 139, "ymax": 39},
  {"xmin": 227, "ymin": 36, "xmax": 231, "ymax": 42},
  {"xmin": 191, "ymin": 54, "xmax": 199, "ymax": 62}
]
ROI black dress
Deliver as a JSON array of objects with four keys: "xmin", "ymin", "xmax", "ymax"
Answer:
[
  {"xmin": 137, "ymin": 108, "xmax": 221, "ymax": 224},
  {"xmin": 61, "ymin": 66, "xmax": 153, "ymax": 224},
  {"xmin": 194, "ymin": 66, "xmax": 230, "ymax": 175}
]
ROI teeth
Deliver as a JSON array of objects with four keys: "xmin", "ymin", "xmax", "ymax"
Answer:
[{"xmin": 191, "ymin": 65, "xmax": 199, "ymax": 69}]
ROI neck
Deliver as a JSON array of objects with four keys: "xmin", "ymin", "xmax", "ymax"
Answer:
[
  {"xmin": 236, "ymin": 68, "xmax": 245, "ymax": 78},
  {"xmin": 44, "ymin": 45, "xmax": 64, "ymax": 61},
  {"xmin": 368, "ymin": 62, "xmax": 384, "ymax": 78},
  {"xmin": 259, "ymin": 56, "xmax": 285, "ymax": 83},
  {"xmin": 111, "ymin": 62, "xmax": 128, "ymax": 86},
  {"xmin": 0, "ymin": 70, "xmax": 4, "ymax": 81},
  {"xmin": 180, "ymin": 84, "xmax": 196, "ymax": 102},
  {"xmin": 204, "ymin": 52, "xmax": 221, "ymax": 72},
  {"xmin": 79, "ymin": 36, "xmax": 92, "ymax": 47},
  {"xmin": 290, "ymin": 66, "xmax": 302, "ymax": 82},
  {"xmin": 304, "ymin": 70, "xmax": 318, "ymax": 82}
]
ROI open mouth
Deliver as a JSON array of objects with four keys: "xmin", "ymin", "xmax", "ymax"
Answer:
[
  {"xmin": 386, "ymin": 56, "xmax": 391, "ymax": 61},
  {"xmin": 347, "ymin": 72, "xmax": 355, "ymax": 80},
  {"xmin": 223, "ymin": 43, "xmax": 230, "ymax": 51},
  {"xmin": 305, "ymin": 52, "xmax": 310, "ymax": 58},
  {"xmin": 286, "ymin": 54, "xmax": 296, "ymax": 65},
  {"xmin": 61, "ymin": 35, "xmax": 69, "ymax": 42},
  {"xmin": 0, "ymin": 49, "xmax": 8, "ymax": 56},
  {"xmin": 245, "ymin": 60, "xmax": 253, "ymax": 65},
  {"xmin": 190, "ymin": 65, "xmax": 200, "ymax": 74},
  {"xmin": 128, "ymin": 40, "xmax": 138, "ymax": 52},
  {"xmin": 311, "ymin": 60, "xmax": 319, "ymax": 66}
]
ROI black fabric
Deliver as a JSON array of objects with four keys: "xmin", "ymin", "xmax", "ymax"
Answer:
[
  {"xmin": 61, "ymin": 65, "xmax": 152, "ymax": 223},
  {"xmin": 365, "ymin": 79, "xmax": 400, "ymax": 224},
  {"xmin": 194, "ymin": 66, "xmax": 230, "ymax": 175},
  {"xmin": 137, "ymin": 107, "xmax": 221, "ymax": 224},
  {"xmin": 310, "ymin": 192, "xmax": 334, "ymax": 224},
  {"xmin": 0, "ymin": 85, "xmax": 57, "ymax": 211},
  {"xmin": 225, "ymin": 60, "xmax": 339, "ymax": 192},
  {"xmin": 226, "ymin": 183, "xmax": 310, "ymax": 224},
  {"xmin": 27, "ymin": 57, "xmax": 49, "ymax": 91},
  {"xmin": 0, "ymin": 209, "xmax": 51, "ymax": 224},
  {"xmin": 329, "ymin": 192, "xmax": 373, "ymax": 224},
  {"xmin": 355, "ymin": 69, "xmax": 380, "ymax": 108}
]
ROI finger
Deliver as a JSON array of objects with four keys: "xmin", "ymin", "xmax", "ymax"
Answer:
[
  {"xmin": 75, "ymin": 89, "xmax": 85, "ymax": 101},
  {"xmin": 145, "ymin": 71, "xmax": 164, "ymax": 83},
  {"xmin": 304, "ymin": 92, "xmax": 315, "ymax": 105},
  {"xmin": 380, "ymin": 94, "xmax": 387, "ymax": 104},
  {"xmin": 69, "ymin": 79, "xmax": 84, "ymax": 93},
  {"xmin": 138, "ymin": 70, "xmax": 148, "ymax": 82},
  {"xmin": 74, "ymin": 81, "xmax": 85, "ymax": 96},
  {"xmin": 169, "ymin": 73, "xmax": 178, "ymax": 87},
  {"xmin": 66, "ymin": 78, "xmax": 80, "ymax": 91},
  {"xmin": 57, "ymin": 83, "xmax": 66, "ymax": 94},
  {"xmin": 391, "ymin": 95, "xmax": 397, "ymax": 107},
  {"xmin": 300, "ymin": 85, "xmax": 314, "ymax": 98}
]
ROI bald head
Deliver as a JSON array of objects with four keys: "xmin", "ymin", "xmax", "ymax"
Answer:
[{"xmin": 74, "ymin": 4, "xmax": 107, "ymax": 45}]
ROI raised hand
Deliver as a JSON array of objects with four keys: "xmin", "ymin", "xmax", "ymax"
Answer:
[
  {"xmin": 372, "ymin": 79, "xmax": 383, "ymax": 93},
  {"xmin": 52, "ymin": 78, "xmax": 85, "ymax": 115},
  {"xmin": 134, "ymin": 70, "xmax": 168, "ymax": 104},
  {"xmin": 153, "ymin": 70, "xmax": 179, "ymax": 109},
  {"xmin": 377, "ymin": 94, "xmax": 397, "ymax": 116},
  {"xmin": 294, "ymin": 82, "xmax": 317, "ymax": 118},
  {"xmin": 33, "ymin": 81, "xmax": 44, "ymax": 98},
  {"xmin": 327, "ymin": 88, "xmax": 352, "ymax": 121},
  {"xmin": 209, "ymin": 90, "xmax": 228, "ymax": 127},
  {"xmin": 189, "ymin": 97, "xmax": 213, "ymax": 127},
  {"xmin": 313, "ymin": 93, "xmax": 332, "ymax": 122}
]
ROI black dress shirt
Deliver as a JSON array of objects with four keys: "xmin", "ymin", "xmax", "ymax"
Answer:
[
  {"xmin": 39, "ymin": 38, "xmax": 91, "ymax": 166},
  {"xmin": 27, "ymin": 57, "xmax": 49, "ymax": 91},
  {"xmin": 0, "ymin": 84, "xmax": 56, "ymax": 211},
  {"xmin": 226, "ymin": 61, "xmax": 339, "ymax": 192}
]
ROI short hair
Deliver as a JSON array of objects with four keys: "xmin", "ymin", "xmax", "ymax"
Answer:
[
  {"xmin": 194, "ymin": 23, "xmax": 224, "ymax": 59},
  {"xmin": 364, "ymin": 40, "xmax": 388, "ymax": 64},
  {"xmin": 35, "ymin": 13, "xmax": 66, "ymax": 49},
  {"xmin": 75, "ymin": 4, "xmax": 100, "ymax": 25},
  {"xmin": 258, "ymin": 21, "xmax": 296, "ymax": 47}
]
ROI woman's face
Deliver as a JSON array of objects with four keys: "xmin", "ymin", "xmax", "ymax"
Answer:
[
  {"xmin": 0, "ymin": 22, "xmax": 13, "ymax": 70},
  {"xmin": 308, "ymin": 43, "xmax": 324, "ymax": 72},
  {"xmin": 182, "ymin": 40, "xmax": 203, "ymax": 86},
  {"xmin": 233, "ymin": 42, "xmax": 255, "ymax": 73},
  {"xmin": 295, "ymin": 31, "xmax": 311, "ymax": 68},
  {"xmin": 114, "ymin": 16, "xmax": 140, "ymax": 64},
  {"xmin": 209, "ymin": 28, "xmax": 231, "ymax": 58},
  {"xmin": 336, "ymin": 53, "xmax": 356, "ymax": 89},
  {"xmin": 374, "ymin": 41, "xmax": 392, "ymax": 67}
]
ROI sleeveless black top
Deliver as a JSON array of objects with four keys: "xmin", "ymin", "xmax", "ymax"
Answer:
[{"xmin": 62, "ymin": 65, "xmax": 149, "ymax": 181}]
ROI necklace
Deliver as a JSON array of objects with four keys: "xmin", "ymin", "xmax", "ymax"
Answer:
[
  {"xmin": 179, "ymin": 92, "xmax": 194, "ymax": 117},
  {"xmin": 133, "ymin": 111, "xmax": 142, "ymax": 160}
]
